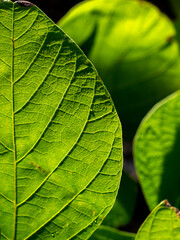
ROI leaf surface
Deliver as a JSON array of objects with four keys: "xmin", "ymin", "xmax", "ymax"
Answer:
[
  {"xmin": 89, "ymin": 225, "xmax": 135, "ymax": 240},
  {"xmin": 136, "ymin": 200, "xmax": 180, "ymax": 240},
  {"xmin": 0, "ymin": 1, "xmax": 122, "ymax": 239},
  {"xmin": 134, "ymin": 91, "xmax": 180, "ymax": 210},
  {"xmin": 58, "ymin": 0, "xmax": 180, "ymax": 140}
]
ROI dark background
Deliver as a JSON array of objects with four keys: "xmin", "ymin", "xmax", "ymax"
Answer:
[{"xmin": 32, "ymin": 0, "xmax": 175, "ymax": 23}]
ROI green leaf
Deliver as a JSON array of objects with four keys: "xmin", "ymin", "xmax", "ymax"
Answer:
[
  {"xmin": 103, "ymin": 171, "xmax": 138, "ymax": 228},
  {"xmin": 58, "ymin": 0, "xmax": 180, "ymax": 140},
  {"xmin": 135, "ymin": 200, "xmax": 180, "ymax": 240},
  {"xmin": 0, "ymin": 1, "xmax": 122, "ymax": 239},
  {"xmin": 89, "ymin": 225, "xmax": 135, "ymax": 240},
  {"xmin": 134, "ymin": 91, "xmax": 180, "ymax": 210}
]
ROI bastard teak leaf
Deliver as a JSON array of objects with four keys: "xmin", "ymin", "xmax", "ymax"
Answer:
[
  {"xmin": 134, "ymin": 91, "xmax": 180, "ymax": 210},
  {"xmin": 0, "ymin": 1, "xmax": 122, "ymax": 239},
  {"xmin": 58, "ymin": 0, "xmax": 180, "ymax": 140}
]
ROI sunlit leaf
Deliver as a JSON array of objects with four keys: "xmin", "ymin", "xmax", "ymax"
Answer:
[
  {"xmin": 0, "ymin": 1, "xmax": 122, "ymax": 239},
  {"xmin": 136, "ymin": 200, "xmax": 180, "ymax": 240}
]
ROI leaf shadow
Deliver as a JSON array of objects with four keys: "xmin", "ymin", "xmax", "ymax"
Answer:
[{"xmin": 158, "ymin": 127, "xmax": 180, "ymax": 209}]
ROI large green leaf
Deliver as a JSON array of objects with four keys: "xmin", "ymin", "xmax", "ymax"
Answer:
[
  {"xmin": 89, "ymin": 225, "xmax": 135, "ymax": 240},
  {"xmin": 134, "ymin": 91, "xmax": 180, "ymax": 210},
  {"xmin": 136, "ymin": 200, "xmax": 180, "ymax": 240},
  {"xmin": 58, "ymin": 0, "xmax": 180, "ymax": 140},
  {"xmin": 103, "ymin": 171, "xmax": 138, "ymax": 228},
  {"xmin": 0, "ymin": 1, "xmax": 122, "ymax": 239}
]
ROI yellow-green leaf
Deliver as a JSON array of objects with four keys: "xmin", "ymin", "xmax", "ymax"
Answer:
[
  {"xmin": 0, "ymin": 1, "xmax": 122, "ymax": 239},
  {"xmin": 136, "ymin": 200, "xmax": 180, "ymax": 240}
]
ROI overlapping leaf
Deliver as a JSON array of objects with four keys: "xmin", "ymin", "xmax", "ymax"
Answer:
[
  {"xmin": 134, "ymin": 91, "xmax": 180, "ymax": 210},
  {"xmin": 58, "ymin": 0, "xmax": 180, "ymax": 140},
  {"xmin": 136, "ymin": 200, "xmax": 180, "ymax": 240},
  {"xmin": 0, "ymin": 1, "xmax": 122, "ymax": 239}
]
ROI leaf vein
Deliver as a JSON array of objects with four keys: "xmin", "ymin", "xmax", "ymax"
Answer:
[{"xmin": 23, "ymin": 122, "xmax": 117, "ymax": 239}]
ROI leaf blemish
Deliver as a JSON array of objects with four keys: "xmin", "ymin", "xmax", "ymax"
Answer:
[
  {"xmin": 164, "ymin": 200, "xmax": 180, "ymax": 218},
  {"xmin": 30, "ymin": 162, "xmax": 46, "ymax": 174},
  {"xmin": 173, "ymin": 207, "xmax": 180, "ymax": 218},
  {"xmin": 98, "ymin": 76, "xmax": 102, "ymax": 81},
  {"xmin": 164, "ymin": 199, "xmax": 171, "ymax": 208},
  {"xmin": 15, "ymin": 0, "xmax": 34, "ymax": 7},
  {"xmin": 166, "ymin": 36, "xmax": 175, "ymax": 43}
]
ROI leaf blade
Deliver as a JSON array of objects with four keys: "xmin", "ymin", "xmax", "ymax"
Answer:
[
  {"xmin": 134, "ymin": 91, "xmax": 180, "ymax": 210},
  {"xmin": 0, "ymin": 1, "xmax": 123, "ymax": 239}
]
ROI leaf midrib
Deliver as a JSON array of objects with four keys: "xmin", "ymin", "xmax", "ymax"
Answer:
[{"xmin": 11, "ymin": 3, "xmax": 17, "ymax": 240}]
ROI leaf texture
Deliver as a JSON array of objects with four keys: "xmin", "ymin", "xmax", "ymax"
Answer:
[
  {"xmin": 134, "ymin": 91, "xmax": 180, "ymax": 210},
  {"xmin": 0, "ymin": 1, "xmax": 122, "ymax": 239},
  {"xmin": 58, "ymin": 0, "xmax": 180, "ymax": 140},
  {"xmin": 136, "ymin": 200, "xmax": 180, "ymax": 240}
]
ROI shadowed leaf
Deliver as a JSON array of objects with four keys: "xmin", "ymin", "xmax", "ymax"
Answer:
[
  {"xmin": 134, "ymin": 91, "xmax": 180, "ymax": 210},
  {"xmin": 58, "ymin": 0, "xmax": 180, "ymax": 140}
]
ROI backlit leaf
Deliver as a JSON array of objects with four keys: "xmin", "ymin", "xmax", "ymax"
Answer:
[
  {"xmin": 136, "ymin": 200, "xmax": 180, "ymax": 240},
  {"xmin": 0, "ymin": 1, "xmax": 122, "ymax": 239}
]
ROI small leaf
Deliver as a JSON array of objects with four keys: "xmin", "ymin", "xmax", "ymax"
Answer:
[
  {"xmin": 134, "ymin": 91, "xmax": 180, "ymax": 210},
  {"xmin": 0, "ymin": 1, "xmax": 122, "ymax": 239},
  {"xmin": 135, "ymin": 200, "xmax": 180, "ymax": 240},
  {"xmin": 58, "ymin": 0, "xmax": 180, "ymax": 140},
  {"xmin": 89, "ymin": 225, "xmax": 135, "ymax": 240}
]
